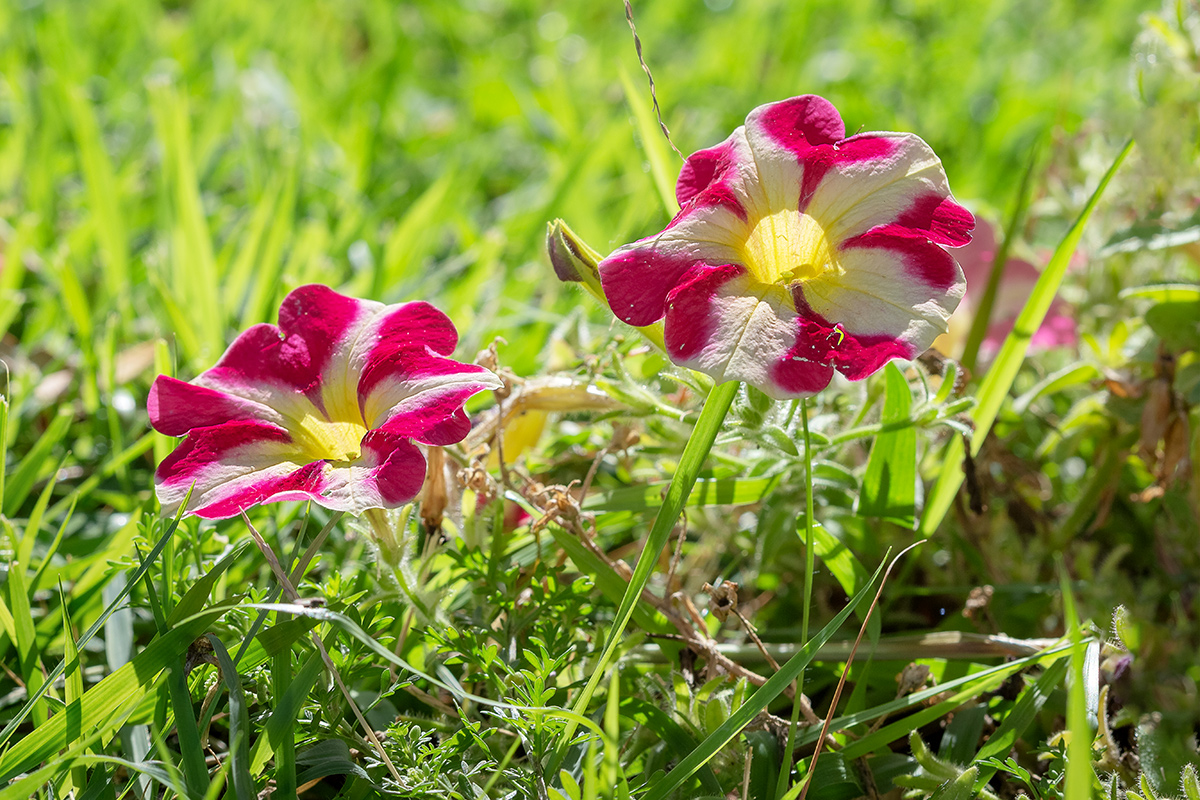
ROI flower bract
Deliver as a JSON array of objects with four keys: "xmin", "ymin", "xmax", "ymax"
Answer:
[
  {"xmin": 598, "ymin": 95, "xmax": 974, "ymax": 398},
  {"xmin": 149, "ymin": 285, "xmax": 501, "ymax": 519}
]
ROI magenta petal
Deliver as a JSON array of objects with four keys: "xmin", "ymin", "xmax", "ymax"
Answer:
[
  {"xmin": 155, "ymin": 420, "xmax": 293, "ymax": 489},
  {"xmin": 790, "ymin": 289, "xmax": 915, "ymax": 380},
  {"xmin": 798, "ymin": 136, "xmax": 898, "ymax": 212},
  {"xmin": 676, "ymin": 141, "xmax": 749, "ymax": 220},
  {"xmin": 376, "ymin": 386, "xmax": 481, "ymax": 446},
  {"xmin": 359, "ymin": 433, "xmax": 426, "ymax": 506},
  {"xmin": 601, "ymin": 246, "xmax": 705, "ymax": 327},
  {"xmin": 895, "ymin": 193, "xmax": 974, "ymax": 247},
  {"xmin": 357, "ymin": 301, "xmax": 473, "ymax": 401},
  {"xmin": 664, "ymin": 264, "xmax": 741, "ymax": 362},
  {"xmin": 149, "ymin": 375, "xmax": 281, "ymax": 436},
  {"xmin": 205, "ymin": 285, "xmax": 366, "ymax": 402},
  {"xmin": 191, "ymin": 461, "xmax": 330, "ymax": 519},
  {"xmin": 753, "ymin": 95, "xmax": 845, "ymax": 154},
  {"xmin": 839, "ymin": 229, "xmax": 961, "ymax": 291}
]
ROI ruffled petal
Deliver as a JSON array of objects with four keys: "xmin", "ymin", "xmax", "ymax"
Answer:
[
  {"xmin": 155, "ymin": 418, "xmax": 431, "ymax": 518},
  {"xmin": 801, "ymin": 132, "xmax": 973, "ymax": 247},
  {"xmin": 154, "ymin": 420, "xmax": 316, "ymax": 518},
  {"xmin": 743, "ymin": 95, "xmax": 846, "ymax": 214},
  {"xmin": 148, "ymin": 375, "xmax": 285, "ymax": 436},
  {"xmin": 664, "ymin": 264, "xmax": 834, "ymax": 399},
  {"xmin": 676, "ymin": 136, "xmax": 752, "ymax": 220},
  {"xmin": 349, "ymin": 301, "xmax": 502, "ymax": 435},
  {"xmin": 796, "ymin": 235, "xmax": 965, "ymax": 379},
  {"xmin": 600, "ymin": 206, "xmax": 749, "ymax": 327},
  {"xmin": 194, "ymin": 285, "xmax": 376, "ymax": 422}
]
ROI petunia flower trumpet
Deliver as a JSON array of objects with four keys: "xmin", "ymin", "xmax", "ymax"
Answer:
[
  {"xmin": 149, "ymin": 284, "xmax": 501, "ymax": 519},
  {"xmin": 598, "ymin": 95, "xmax": 974, "ymax": 399}
]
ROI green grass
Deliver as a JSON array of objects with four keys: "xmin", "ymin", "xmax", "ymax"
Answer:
[{"xmin": 2, "ymin": 0, "xmax": 1199, "ymax": 797}]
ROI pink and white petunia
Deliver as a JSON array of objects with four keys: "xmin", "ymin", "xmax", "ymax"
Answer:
[
  {"xmin": 149, "ymin": 285, "xmax": 501, "ymax": 519},
  {"xmin": 598, "ymin": 95, "xmax": 974, "ymax": 399},
  {"xmin": 937, "ymin": 217, "xmax": 1078, "ymax": 361}
]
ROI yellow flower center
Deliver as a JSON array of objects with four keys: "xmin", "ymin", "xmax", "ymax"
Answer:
[
  {"xmin": 294, "ymin": 414, "xmax": 368, "ymax": 463},
  {"xmin": 741, "ymin": 209, "xmax": 836, "ymax": 286}
]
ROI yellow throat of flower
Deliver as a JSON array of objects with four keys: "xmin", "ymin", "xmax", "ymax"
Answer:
[
  {"xmin": 741, "ymin": 209, "xmax": 836, "ymax": 286},
  {"xmin": 295, "ymin": 414, "xmax": 368, "ymax": 463}
]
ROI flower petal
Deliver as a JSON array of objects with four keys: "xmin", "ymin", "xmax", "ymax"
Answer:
[
  {"xmin": 664, "ymin": 264, "xmax": 834, "ymax": 398},
  {"xmin": 676, "ymin": 138, "xmax": 751, "ymax": 220},
  {"xmin": 195, "ymin": 285, "xmax": 376, "ymax": 422},
  {"xmin": 148, "ymin": 375, "xmax": 285, "ymax": 436},
  {"xmin": 796, "ymin": 235, "xmax": 965, "ymax": 379},
  {"xmin": 600, "ymin": 206, "xmax": 749, "ymax": 326},
  {"xmin": 354, "ymin": 301, "xmax": 502, "ymax": 434},
  {"xmin": 802, "ymin": 132, "xmax": 973, "ymax": 247},
  {"xmin": 154, "ymin": 419, "xmax": 315, "ymax": 518},
  {"xmin": 155, "ymin": 418, "xmax": 430, "ymax": 518}
]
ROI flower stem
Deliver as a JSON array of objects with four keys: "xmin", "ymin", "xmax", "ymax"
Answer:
[
  {"xmin": 777, "ymin": 397, "xmax": 816, "ymax": 793},
  {"xmin": 364, "ymin": 505, "xmax": 432, "ymax": 620},
  {"xmin": 552, "ymin": 379, "xmax": 739, "ymax": 771}
]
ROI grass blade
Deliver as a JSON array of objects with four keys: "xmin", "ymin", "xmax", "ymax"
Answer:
[
  {"xmin": 205, "ymin": 635, "xmax": 253, "ymax": 800},
  {"xmin": 555, "ymin": 379, "xmax": 739, "ymax": 769},
  {"xmin": 617, "ymin": 62, "xmax": 678, "ymax": 217},
  {"xmin": 858, "ymin": 362, "xmax": 917, "ymax": 528},
  {"xmin": 920, "ymin": 139, "xmax": 1134, "ymax": 536},
  {"xmin": 1060, "ymin": 562, "xmax": 1095, "ymax": 800},
  {"xmin": 0, "ymin": 606, "xmax": 231, "ymax": 782}
]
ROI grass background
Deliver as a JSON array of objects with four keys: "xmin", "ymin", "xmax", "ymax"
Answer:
[{"xmin": 2, "ymin": 0, "xmax": 1199, "ymax": 797}]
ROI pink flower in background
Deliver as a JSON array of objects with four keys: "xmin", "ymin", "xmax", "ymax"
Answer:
[
  {"xmin": 598, "ymin": 95, "xmax": 973, "ymax": 399},
  {"xmin": 149, "ymin": 285, "xmax": 501, "ymax": 519},
  {"xmin": 938, "ymin": 218, "xmax": 1078, "ymax": 360}
]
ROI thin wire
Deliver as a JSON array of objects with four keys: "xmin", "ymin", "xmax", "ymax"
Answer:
[{"xmin": 624, "ymin": 0, "xmax": 684, "ymax": 160}]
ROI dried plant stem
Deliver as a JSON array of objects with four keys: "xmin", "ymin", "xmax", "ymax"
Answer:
[
  {"xmin": 797, "ymin": 540, "xmax": 927, "ymax": 800},
  {"xmin": 562, "ymin": 512, "xmax": 818, "ymax": 718}
]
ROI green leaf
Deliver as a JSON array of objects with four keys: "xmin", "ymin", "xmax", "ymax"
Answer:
[
  {"xmin": 810, "ymin": 523, "xmax": 868, "ymax": 603},
  {"xmin": 859, "ymin": 363, "xmax": 917, "ymax": 528},
  {"xmin": 167, "ymin": 540, "xmax": 253, "ymax": 626},
  {"xmin": 837, "ymin": 647, "xmax": 1071, "ymax": 759},
  {"xmin": 1145, "ymin": 300, "xmax": 1200, "ymax": 351},
  {"xmin": 1060, "ymin": 564, "xmax": 1096, "ymax": 800},
  {"xmin": 583, "ymin": 475, "xmax": 782, "ymax": 513},
  {"xmin": 0, "ymin": 606, "xmax": 230, "ymax": 782},
  {"xmin": 249, "ymin": 648, "xmax": 325, "ymax": 774},
  {"xmin": 205, "ymin": 635, "xmax": 253, "ymax": 800},
  {"xmin": 616, "ymin": 62, "xmax": 678, "ymax": 217},
  {"xmin": 548, "ymin": 525, "xmax": 665, "ymax": 633},
  {"xmin": 1013, "ymin": 363, "xmax": 1103, "ymax": 414},
  {"xmin": 930, "ymin": 766, "xmax": 980, "ymax": 800},
  {"xmin": 295, "ymin": 739, "xmax": 372, "ymax": 786},
  {"xmin": 3, "ymin": 405, "xmax": 72, "ymax": 517},
  {"xmin": 1119, "ymin": 283, "xmax": 1200, "ymax": 303},
  {"xmin": 961, "ymin": 136, "xmax": 1041, "ymax": 372},
  {"xmin": 619, "ymin": 699, "xmax": 722, "ymax": 795},
  {"xmin": 972, "ymin": 657, "xmax": 1069, "ymax": 784},
  {"xmin": 0, "ymin": 510, "xmax": 185, "ymax": 750}
]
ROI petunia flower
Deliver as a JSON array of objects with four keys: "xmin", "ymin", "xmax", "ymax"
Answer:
[
  {"xmin": 598, "ymin": 95, "xmax": 973, "ymax": 399},
  {"xmin": 149, "ymin": 285, "xmax": 501, "ymax": 519},
  {"xmin": 937, "ymin": 217, "xmax": 1078, "ymax": 361}
]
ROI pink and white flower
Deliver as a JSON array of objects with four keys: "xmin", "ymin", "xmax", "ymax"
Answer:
[
  {"xmin": 598, "ymin": 95, "xmax": 974, "ymax": 399},
  {"xmin": 938, "ymin": 217, "xmax": 1078, "ymax": 360},
  {"xmin": 149, "ymin": 285, "xmax": 501, "ymax": 519}
]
